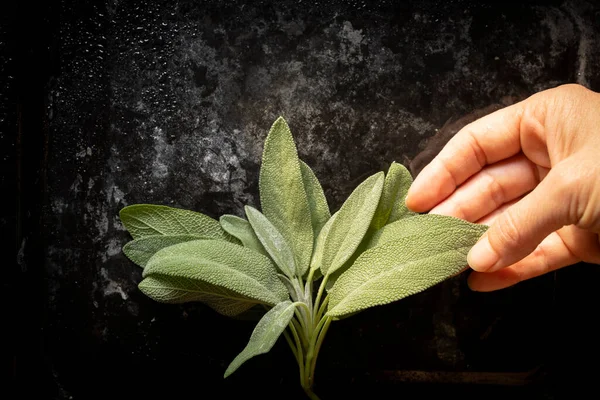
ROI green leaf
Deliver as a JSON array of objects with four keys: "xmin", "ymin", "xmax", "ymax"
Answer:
[
  {"xmin": 259, "ymin": 117, "xmax": 314, "ymax": 275},
  {"xmin": 300, "ymin": 160, "xmax": 331, "ymax": 242},
  {"xmin": 368, "ymin": 214, "xmax": 482, "ymax": 248},
  {"xmin": 142, "ymin": 240, "xmax": 289, "ymax": 314},
  {"xmin": 327, "ymin": 218, "xmax": 488, "ymax": 318},
  {"xmin": 138, "ymin": 275, "xmax": 255, "ymax": 317},
  {"xmin": 219, "ymin": 214, "xmax": 268, "ymax": 256},
  {"xmin": 320, "ymin": 172, "xmax": 385, "ymax": 277},
  {"xmin": 123, "ymin": 234, "xmax": 206, "ymax": 268},
  {"xmin": 119, "ymin": 204, "xmax": 235, "ymax": 241},
  {"xmin": 371, "ymin": 162, "xmax": 415, "ymax": 230},
  {"xmin": 245, "ymin": 206, "xmax": 296, "ymax": 279},
  {"xmin": 324, "ymin": 238, "xmax": 367, "ymax": 293},
  {"xmin": 308, "ymin": 212, "xmax": 337, "ymax": 280},
  {"xmin": 224, "ymin": 300, "xmax": 296, "ymax": 378}
]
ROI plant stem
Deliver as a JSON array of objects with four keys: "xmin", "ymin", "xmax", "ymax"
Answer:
[
  {"xmin": 292, "ymin": 277, "xmax": 313, "ymax": 342},
  {"xmin": 287, "ymin": 274, "xmax": 332, "ymax": 399},
  {"xmin": 295, "ymin": 301, "xmax": 312, "ymax": 315},
  {"xmin": 291, "ymin": 316, "xmax": 308, "ymax": 350},
  {"xmin": 315, "ymin": 294, "xmax": 329, "ymax": 323},
  {"xmin": 283, "ymin": 330, "xmax": 301, "ymax": 368},
  {"xmin": 302, "ymin": 314, "xmax": 330, "ymax": 392},
  {"xmin": 309, "ymin": 316, "xmax": 332, "ymax": 383},
  {"xmin": 288, "ymin": 322, "xmax": 305, "ymax": 385},
  {"xmin": 305, "ymin": 268, "xmax": 315, "ymax": 286},
  {"xmin": 302, "ymin": 386, "xmax": 322, "ymax": 400},
  {"xmin": 312, "ymin": 274, "xmax": 328, "ymax": 319}
]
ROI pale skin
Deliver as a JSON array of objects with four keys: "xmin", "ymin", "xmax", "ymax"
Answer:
[{"xmin": 405, "ymin": 83, "xmax": 600, "ymax": 292}]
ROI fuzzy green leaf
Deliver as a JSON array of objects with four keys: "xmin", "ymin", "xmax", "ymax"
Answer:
[
  {"xmin": 387, "ymin": 163, "xmax": 416, "ymax": 223},
  {"xmin": 123, "ymin": 234, "xmax": 206, "ymax": 268},
  {"xmin": 259, "ymin": 117, "xmax": 314, "ymax": 275},
  {"xmin": 368, "ymin": 214, "xmax": 482, "ymax": 249},
  {"xmin": 327, "ymin": 218, "xmax": 488, "ymax": 318},
  {"xmin": 308, "ymin": 212, "xmax": 337, "ymax": 279},
  {"xmin": 138, "ymin": 275, "xmax": 255, "ymax": 316},
  {"xmin": 371, "ymin": 162, "xmax": 415, "ymax": 230},
  {"xmin": 219, "ymin": 214, "xmax": 268, "ymax": 256},
  {"xmin": 119, "ymin": 204, "xmax": 234, "ymax": 241},
  {"xmin": 142, "ymin": 240, "xmax": 289, "ymax": 314},
  {"xmin": 245, "ymin": 206, "xmax": 296, "ymax": 279},
  {"xmin": 224, "ymin": 300, "xmax": 296, "ymax": 378},
  {"xmin": 300, "ymin": 160, "xmax": 331, "ymax": 244},
  {"xmin": 320, "ymin": 172, "xmax": 385, "ymax": 277}
]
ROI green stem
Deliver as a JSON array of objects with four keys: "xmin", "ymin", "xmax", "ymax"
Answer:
[
  {"xmin": 283, "ymin": 330, "xmax": 301, "ymax": 367},
  {"xmin": 305, "ymin": 268, "xmax": 315, "ymax": 287},
  {"xmin": 294, "ymin": 301, "xmax": 312, "ymax": 315},
  {"xmin": 302, "ymin": 386, "xmax": 321, "ymax": 400},
  {"xmin": 303, "ymin": 315, "xmax": 329, "ymax": 390},
  {"xmin": 292, "ymin": 276, "xmax": 306, "ymax": 301},
  {"xmin": 291, "ymin": 316, "xmax": 308, "ymax": 350},
  {"xmin": 287, "ymin": 275, "xmax": 331, "ymax": 400},
  {"xmin": 309, "ymin": 316, "xmax": 332, "ymax": 383},
  {"xmin": 289, "ymin": 322, "xmax": 305, "ymax": 385},
  {"xmin": 312, "ymin": 274, "xmax": 328, "ymax": 322},
  {"xmin": 315, "ymin": 294, "xmax": 329, "ymax": 323},
  {"xmin": 292, "ymin": 278, "xmax": 313, "ymax": 341}
]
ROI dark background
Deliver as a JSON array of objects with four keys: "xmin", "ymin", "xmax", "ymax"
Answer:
[{"xmin": 4, "ymin": 0, "xmax": 600, "ymax": 399}]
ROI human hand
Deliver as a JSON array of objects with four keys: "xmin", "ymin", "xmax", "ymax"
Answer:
[{"xmin": 405, "ymin": 84, "xmax": 600, "ymax": 291}]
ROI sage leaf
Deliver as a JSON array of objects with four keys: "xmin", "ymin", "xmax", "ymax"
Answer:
[
  {"xmin": 224, "ymin": 300, "xmax": 296, "ymax": 378},
  {"xmin": 138, "ymin": 275, "xmax": 255, "ymax": 317},
  {"xmin": 278, "ymin": 274, "xmax": 300, "ymax": 302},
  {"xmin": 368, "ymin": 214, "xmax": 481, "ymax": 249},
  {"xmin": 119, "ymin": 204, "xmax": 235, "ymax": 242},
  {"xmin": 300, "ymin": 160, "xmax": 331, "ymax": 243},
  {"xmin": 371, "ymin": 162, "xmax": 415, "ymax": 230},
  {"xmin": 123, "ymin": 234, "xmax": 206, "ymax": 268},
  {"xmin": 387, "ymin": 162, "xmax": 416, "ymax": 224},
  {"xmin": 324, "ymin": 238, "xmax": 367, "ymax": 292},
  {"xmin": 143, "ymin": 239, "xmax": 289, "ymax": 310},
  {"xmin": 219, "ymin": 214, "xmax": 268, "ymax": 256},
  {"xmin": 245, "ymin": 206, "xmax": 296, "ymax": 279},
  {"xmin": 320, "ymin": 172, "xmax": 384, "ymax": 277},
  {"xmin": 308, "ymin": 212, "xmax": 337, "ymax": 280},
  {"xmin": 327, "ymin": 219, "xmax": 488, "ymax": 318},
  {"xmin": 259, "ymin": 117, "xmax": 314, "ymax": 275}
]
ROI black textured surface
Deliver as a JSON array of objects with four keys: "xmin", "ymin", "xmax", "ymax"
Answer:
[{"xmin": 5, "ymin": 0, "xmax": 600, "ymax": 399}]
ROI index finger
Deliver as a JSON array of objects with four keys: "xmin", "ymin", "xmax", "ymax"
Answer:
[{"xmin": 405, "ymin": 101, "xmax": 526, "ymax": 212}]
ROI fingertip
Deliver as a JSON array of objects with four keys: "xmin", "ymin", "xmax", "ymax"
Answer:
[
  {"xmin": 405, "ymin": 177, "xmax": 429, "ymax": 212},
  {"xmin": 404, "ymin": 188, "xmax": 421, "ymax": 212},
  {"xmin": 467, "ymin": 269, "xmax": 518, "ymax": 292},
  {"xmin": 466, "ymin": 272, "xmax": 480, "ymax": 291},
  {"xmin": 405, "ymin": 163, "xmax": 440, "ymax": 212},
  {"xmin": 467, "ymin": 235, "xmax": 500, "ymax": 272}
]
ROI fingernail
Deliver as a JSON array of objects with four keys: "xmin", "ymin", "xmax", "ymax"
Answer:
[{"xmin": 467, "ymin": 236, "xmax": 500, "ymax": 272}]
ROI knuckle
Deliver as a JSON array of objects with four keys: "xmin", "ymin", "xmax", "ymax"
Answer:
[
  {"xmin": 547, "ymin": 83, "xmax": 589, "ymax": 105},
  {"xmin": 481, "ymin": 171, "xmax": 505, "ymax": 210},
  {"xmin": 452, "ymin": 202, "xmax": 468, "ymax": 221},
  {"xmin": 493, "ymin": 210, "xmax": 522, "ymax": 248},
  {"xmin": 558, "ymin": 83, "xmax": 590, "ymax": 96},
  {"xmin": 466, "ymin": 133, "xmax": 488, "ymax": 168},
  {"xmin": 551, "ymin": 161, "xmax": 593, "ymax": 226},
  {"xmin": 531, "ymin": 243, "xmax": 552, "ymax": 276}
]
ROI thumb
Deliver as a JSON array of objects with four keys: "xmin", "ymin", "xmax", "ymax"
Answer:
[{"xmin": 467, "ymin": 162, "xmax": 578, "ymax": 273}]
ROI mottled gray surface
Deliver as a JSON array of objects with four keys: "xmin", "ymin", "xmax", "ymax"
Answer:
[{"xmin": 13, "ymin": 0, "xmax": 600, "ymax": 398}]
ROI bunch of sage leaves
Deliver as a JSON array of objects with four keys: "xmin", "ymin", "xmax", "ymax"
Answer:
[{"xmin": 119, "ymin": 117, "xmax": 487, "ymax": 399}]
